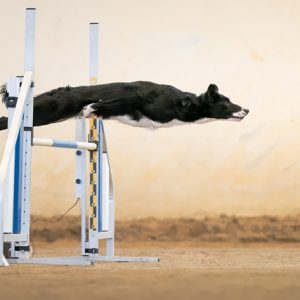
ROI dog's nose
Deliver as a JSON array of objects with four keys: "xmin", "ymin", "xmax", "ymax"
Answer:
[{"xmin": 243, "ymin": 109, "xmax": 249, "ymax": 115}]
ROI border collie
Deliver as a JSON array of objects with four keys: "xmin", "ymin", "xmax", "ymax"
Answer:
[{"xmin": 0, "ymin": 82, "xmax": 249, "ymax": 131}]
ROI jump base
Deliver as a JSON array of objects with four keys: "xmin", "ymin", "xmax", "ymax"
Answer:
[{"xmin": 8, "ymin": 256, "xmax": 160, "ymax": 266}]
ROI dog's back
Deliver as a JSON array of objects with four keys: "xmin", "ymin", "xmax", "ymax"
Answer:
[{"xmin": 0, "ymin": 81, "xmax": 184, "ymax": 130}]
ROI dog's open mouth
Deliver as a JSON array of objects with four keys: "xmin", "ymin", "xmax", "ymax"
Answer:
[
  {"xmin": 229, "ymin": 109, "xmax": 249, "ymax": 121},
  {"xmin": 230, "ymin": 116, "xmax": 244, "ymax": 121}
]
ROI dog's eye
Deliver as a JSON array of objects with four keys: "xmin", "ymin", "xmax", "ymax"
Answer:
[{"xmin": 217, "ymin": 98, "xmax": 229, "ymax": 104}]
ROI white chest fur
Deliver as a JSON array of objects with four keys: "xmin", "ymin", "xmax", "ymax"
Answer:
[{"xmin": 110, "ymin": 115, "xmax": 216, "ymax": 130}]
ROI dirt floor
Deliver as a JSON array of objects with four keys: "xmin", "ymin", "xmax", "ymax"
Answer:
[
  {"xmin": 2, "ymin": 216, "xmax": 300, "ymax": 300},
  {"xmin": 30, "ymin": 214, "xmax": 300, "ymax": 243}
]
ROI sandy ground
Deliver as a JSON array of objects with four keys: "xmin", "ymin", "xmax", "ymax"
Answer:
[
  {"xmin": 30, "ymin": 214, "xmax": 300, "ymax": 243},
  {"xmin": 1, "ymin": 241, "xmax": 300, "ymax": 300},
  {"xmin": 2, "ymin": 216, "xmax": 300, "ymax": 300}
]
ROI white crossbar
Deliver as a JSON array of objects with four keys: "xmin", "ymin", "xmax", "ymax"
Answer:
[{"xmin": 33, "ymin": 137, "xmax": 97, "ymax": 151}]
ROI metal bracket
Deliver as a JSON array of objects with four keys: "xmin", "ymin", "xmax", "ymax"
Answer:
[{"xmin": 6, "ymin": 97, "xmax": 18, "ymax": 108}]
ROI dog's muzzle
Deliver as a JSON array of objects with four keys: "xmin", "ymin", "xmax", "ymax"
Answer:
[{"xmin": 231, "ymin": 109, "xmax": 249, "ymax": 121}]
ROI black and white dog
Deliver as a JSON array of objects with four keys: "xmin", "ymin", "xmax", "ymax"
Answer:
[{"xmin": 0, "ymin": 82, "xmax": 249, "ymax": 131}]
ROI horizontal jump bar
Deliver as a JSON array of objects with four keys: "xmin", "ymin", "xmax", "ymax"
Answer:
[{"xmin": 33, "ymin": 138, "xmax": 97, "ymax": 151}]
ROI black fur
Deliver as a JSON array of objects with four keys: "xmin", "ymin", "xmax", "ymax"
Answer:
[
  {"xmin": 0, "ymin": 116, "xmax": 7, "ymax": 131},
  {"xmin": 0, "ymin": 82, "xmax": 248, "ymax": 131}
]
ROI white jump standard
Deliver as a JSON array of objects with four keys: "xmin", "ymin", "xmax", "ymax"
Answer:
[{"xmin": 0, "ymin": 8, "xmax": 159, "ymax": 266}]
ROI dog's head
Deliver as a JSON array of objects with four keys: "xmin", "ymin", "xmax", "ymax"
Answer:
[{"xmin": 199, "ymin": 84, "xmax": 249, "ymax": 121}]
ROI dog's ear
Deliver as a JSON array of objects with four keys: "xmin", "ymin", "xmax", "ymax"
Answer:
[{"xmin": 206, "ymin": 84, "xmax": 219, "ymax": 100}]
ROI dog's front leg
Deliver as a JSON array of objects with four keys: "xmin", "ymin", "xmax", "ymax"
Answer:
[
  {"xmin": 79, "ymin": 95, "xmax": 143, "ymax": 120},
  {"xmin": 79, "ymin": 100, "xmax": 102, "ymax": 118}
]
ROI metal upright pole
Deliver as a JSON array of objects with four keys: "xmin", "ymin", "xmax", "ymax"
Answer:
[
  {"xmin": 89, "ymin": 23, "xmax": 99, "ymax": 86},
  {"xmin": 6, "ymin": 76, "xmax": 23, "ymax": 259},
  {"xmin": 102, "ymin": 123, "xmax": 115, "ymax": 256},
  {"xmin": 89, "ymin": 23, "xmax": 114, "ymax": 256},
  {"xmin": 4, "ymin": 77, "xmax": 23, "ymax": 235},
  {"xmin": 0, "ymin": 194, "xmax": 6, "ymax": 265},
  {"xmin": 75, "ymin": 119, "xmax": 87, "ymax": 256},
  {"xmin": 24, "ymin": 9, "xmax": 35, "ymax": 72},
  {"xmin": 17, "ymin": 7, "xmax": 35, "ymax": 258},
  {"xmin": 0, "ymin": 181, "xmax": 8, "ymax": 265},
  {"xmin": 87, "ymin": 23, "xmax": 100, "ymax": 255},
  {"xmin": 0, "ymin": 7, "xmax": 35, "ymax": 267}
]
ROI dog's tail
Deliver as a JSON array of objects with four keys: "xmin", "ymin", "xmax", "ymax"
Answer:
[
  {"xmin": 1, "ymin": 84, "xmax": 8, "ymax": 105},
  {"xmin": 0, "ymin": 84, "xmax": 8, "ymax": 131},
  {"xmin": 0, "ymin": 116, "xmax": 8, "ymax": 131}
]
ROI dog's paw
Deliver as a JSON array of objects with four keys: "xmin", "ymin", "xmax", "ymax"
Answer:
[{"xmin": 79, "ymin": 104, "xmax": 96, "ymax": 118}]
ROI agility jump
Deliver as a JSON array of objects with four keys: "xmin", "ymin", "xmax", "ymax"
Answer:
[{"xmin": 0, "ymin": 8, "xmax": 159, "ymax": 266}]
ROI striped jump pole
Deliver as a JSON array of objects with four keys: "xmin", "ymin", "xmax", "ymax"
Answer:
[
  {"xmin": 87, "ymin": 22, "xmax": 114, "ymax": 257},
  {"xmin": 87, "ymin": 23, "xmax": 101, "ymax": 255}
]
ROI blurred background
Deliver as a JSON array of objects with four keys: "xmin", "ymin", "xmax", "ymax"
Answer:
[{"xmin": 0, "ymin": 0, "xmax": 299, "ymax": 219}]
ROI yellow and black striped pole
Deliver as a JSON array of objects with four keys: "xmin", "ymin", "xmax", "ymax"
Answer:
[
  {"xmin": 89, "ymin": 118, "xmax": 98, "ymax": 231},
  {"xmin": 87, "ymin": 22, "xmax": 99, "ymax": 254}
]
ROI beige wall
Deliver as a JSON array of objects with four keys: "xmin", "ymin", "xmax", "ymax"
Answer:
[{"xmin": 1, "ymin": 0, "xmax": 300, "ymax": 218}]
